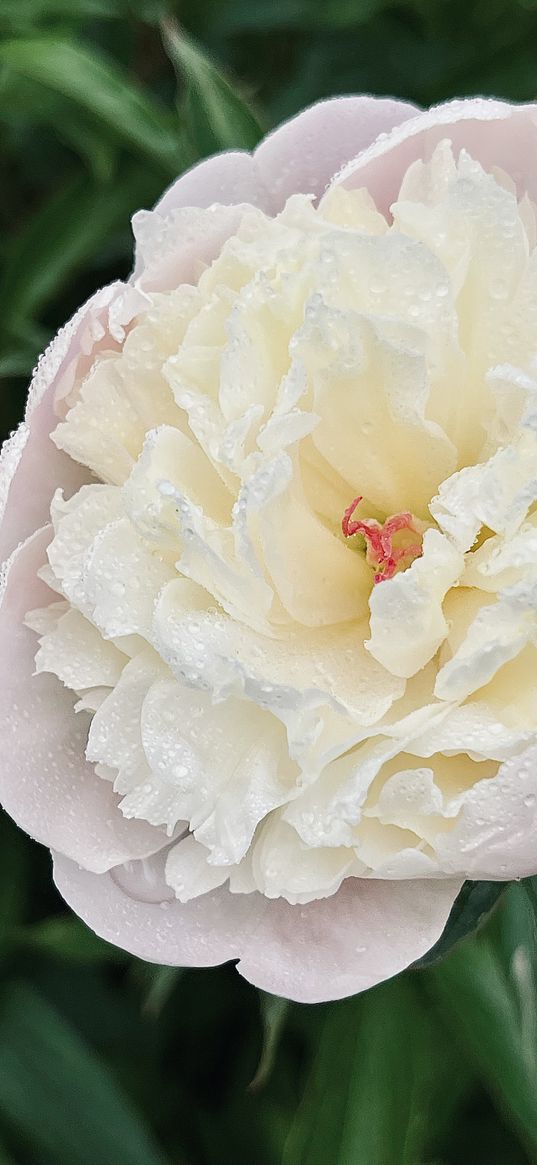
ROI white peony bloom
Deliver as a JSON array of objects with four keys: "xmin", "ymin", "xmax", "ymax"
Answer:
[
  {"xmin": 26, "ymin": 142, "xmax": 537, "ymax": 902},
  {"xmin": 5, "ymin": 95, "xmax": 537, "ymax": 1001}
]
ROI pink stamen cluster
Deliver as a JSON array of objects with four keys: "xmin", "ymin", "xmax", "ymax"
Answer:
[{"xmin": 342, "ymin": 496, "xmax": 423, "ymax": 584}]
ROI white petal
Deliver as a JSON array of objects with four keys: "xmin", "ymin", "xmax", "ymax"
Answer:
[
  {"xmin": 366, "ymin": 529, "xmax": 463, "ymax": 678},
  {"xmin": 252, "ymin": 816, "xmax": 356, "ymax": 904},
  {"xmin": 165, "ymin": 835, "xmax": 229, "ymax": 902},
  {"xmin": 435, "ymin": 595, "xmax": 534, "ymax": 701},
  {"xmin": 83, "ymin": 517, "xmax": 175, "ymax": 640},
  {"xmin": 33, "ymin": 607, "xmax": 127, "ymax": 691}
]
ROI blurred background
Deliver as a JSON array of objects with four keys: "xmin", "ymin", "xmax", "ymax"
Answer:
[{"xmin": 2, "ymin": 1, "xmax": 537, "ymax": 1162}]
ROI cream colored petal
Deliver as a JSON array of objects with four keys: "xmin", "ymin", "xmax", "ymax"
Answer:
[
  {"xmin": 300, "ymin": 296, "xmax": 456, "ymax": 518},
  {"xmin": 86, "ymin": 650, "xmax": 165, "ymax": 786},
  {"xmin": 252, "ymin": 451, "xmax": 370, "ymax": 626},
  {"xmin": 435, "ymin": 594, "xmax": 535, "ymax": 701},
  {"xmin": 83, "ymin": 517, "xmax": 175, "ymax": 641},
  {"xmin": 123, "ymin": 424, "xmax": 232, "ymax": 550},
  {"xmin": 165, "ymin": 835, "xmax": 229, "ymax": 902},
  {"xmin": 33, "ymin": 607, "xmax": 127, "ymax": 691},
  {"xmin": 46, "ymin": 485, "xmax": 122, "ymax": 613},
  {"xmin": 154, "ymin": 577, "xmax": 403, "ymax": 728},
  {"xmin": 431, "ymin": 433, "xmax": 537, "ymax": 551},
  {"xmin": 366, "ymin": 529, "xmax": 464, "ymax": 678},
  {"xmin": 406, "ymin": 700, "xmax": 532, "ymax": 762},
  {"xmin": 157, "ymin": 481, "xmax": 275, "ymax": 632},
  {"xmin": 252, "ymin": 817, "xmax": 357, "ymax": 904},
  {"xmin": 434, "ymin": 742, "xmax": 537, "ymax": 879}
]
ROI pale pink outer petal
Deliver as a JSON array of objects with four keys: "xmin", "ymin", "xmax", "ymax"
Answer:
[
  {"xmin": 236, "ymin": 877, "xmax": 461, "ymax": 1002},
  {"xmin": 140, "ymin": 95, "xmax": 419, "ymax": 227},
  {"xmin": 254, "ymin": 95, "xmax": 419, "ymax": 210},
  {"xmin": 332, "ymin": 97, "xmax": 537, "ymax": 212},
  {"xmin": 0, "ymin": 281, "xmax": 144, "ymax": 566},
  {"xmin": 154, "ymin": 150, "xmax": 270, "ymax": 216},
  {"xmin": 0, "ymin": 527, "xmax": 167, "ymax": 872},
  {"xmin": 52, "ymin": 852, "xmax": 461, "ymax": 1003}
]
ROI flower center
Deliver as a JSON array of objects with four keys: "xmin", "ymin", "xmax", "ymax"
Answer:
[{"xmin": 342, "ymin": 496, "xmax": 424, "ymax": 584}]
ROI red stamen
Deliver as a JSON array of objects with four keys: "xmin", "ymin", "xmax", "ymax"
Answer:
[{"xmin": 342, "ymin": 496, "xmax": 423, "ymax": 584}]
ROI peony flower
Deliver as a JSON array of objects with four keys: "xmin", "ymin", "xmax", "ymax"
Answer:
[{"xmin": 4, "ymin": 95, "xmax": 537, "ymax": 1002}]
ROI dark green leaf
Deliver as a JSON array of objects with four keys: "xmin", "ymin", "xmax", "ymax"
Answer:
[
  {"xmin": 284, "ymin": 977, "xmax": 447, "ymax": 1165},
  {"xmin": 161, "ymin": 18, "xmax": 263, "ymax": 153},
  {"xmin": 0, "ymin": 816, "xmax": 29, "ymax": 945},
  {"xmin": 0, "ymin": 166, "xmax": 159, "ymax": 328},
  {"xmin": 0, "ymin": 1138, "xmax": 17, "ymax": 1165},
  {"xmin": 0, "ymin": 349, "xmax": 37, "ymax": 378},
  {"xmin": 413, "ymin": 879, "xmax": 508, "ymax": 969},
  {"xmin": 429, "ymin": 896, "xmax": 537, "ymax": 1160},
  {"xmin": 0, "ymin": 37, "xmax": 187, "ymax": 174},
  {"xmin": 0, "ymin": 983, "xmax": 169, "ymax": 1165},
  {"xmin": 0, "ymin": 71, "xmax": 120, "ymax": 181},
  {"xmin": 250, "ymin": 993, "xmax": 289, "ymax": 1092},
  {"xmin": 141, "ymin": 966, "xmax": 184, "ymax": 1018},
  {"xmin": 212, "ymin": 0, "xmax": 393, "ymax": 34},
  {"xmin": 12, "ymin": 917, "xmax": 125, "ymax": 964},
  {"xmin": 0, "ymin": 0, "xmax": 120, "ymax": 26}
]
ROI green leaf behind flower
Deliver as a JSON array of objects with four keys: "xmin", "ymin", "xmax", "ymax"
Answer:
[
  {"xmin": 428, "ymin": 884, "xmax": 537, "ymax": 1159},
  {"xmin": 0, "ymin": 36, "xmax": 187, "ymax": 173},
  {"xmin": 283, "ymin": 977, "xmax": 452, "ymax": 1165},
  {"xmin": 0, "ymin": 983, "xmax": 170, "ymax": 1165},
  {"xmin": 161, "ymin": 18, "xmax": 263, "ymax": 154},
  {"xmin": 413, "ymin": 879, "xmax": 508, "ymax": 970}
]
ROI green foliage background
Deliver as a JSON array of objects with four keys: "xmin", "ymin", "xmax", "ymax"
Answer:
[{"xmin": 2, "ymin": 1, "xmax": 537, "ymax": 1161}]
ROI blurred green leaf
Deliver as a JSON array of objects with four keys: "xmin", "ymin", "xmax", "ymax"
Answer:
[
  {"xmin": 414, "ymin": 880, "xmax": 508, "ymax": 969},
  {"xmin": 13, "ymin": 916, "xmax": 125, "ymax": 964},
  {"xmin": 140, "ymin": 966, "xmax": 184, "ymax": 1018},
  {"xmin": 0, "ymin": 37, "xmax": 187, "ymax": 174},
  {"xmin": 0, "ymin": 983, "xmax": 170, "ymax": 1165},
  {"xmin": 0, "ymin": 321, "xmax": 49, "ymax": 384},
  {"xmin": 429, "ymin": 894, "xmax": 537, "ymax": 1161},
  {"xmin": 0, "ymin": 349, "xmax": 37, "ymax": 379},
  {"xmin": 212, "ymin": 0, "xmax": 393, "ymax": 33},
  {"xmin": 0, "ymin": 165, "xmax": 159, "ymax": 332},
  {"xmin": 283, "ymin": 977, "xmax": 446, "ymax": 1165},
  {"xmin": 0, "ymin": 1139, "xmax": 16, "ymax": 1165},
  {"xmin": 0, "ymin": 72, "xmax": 117, "ymax": 181},
  {"xmin": 161, "ymin": 17, "xmax": 263, "ymax": 153},
  {"xmin": 0, "ymin": 0, "xmax": 120, "ymax": 26},
  {"xmin": 0, "ymin": 817, "xmax": 29, "ymax": 946},
  {"xmin": 250, "ymin": 993, "xmax": 290, "ymax": 1092}
]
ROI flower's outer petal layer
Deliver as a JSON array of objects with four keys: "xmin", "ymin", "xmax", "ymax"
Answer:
[
  {"xmin": 334, "ymin": 98, "xmax": 537, "ymax": 213},
  {"xmin": 0, "ymin": 528, "xmax": 166, "ymax": 872},
  {"xmin": 237, "ymin": 875, "xmax": 461, "ymax": 1001},
  {"xmin": 52, "ymin": 852, "xmax": 461, "ymax": 1003},
  {"xmin": 147, "ymin": 97, "xmax": 419, "ymax": 230},
  {"xmin": 254, "ymin": 96, "xmax": 419, "ymax": 210},
  {"xmin": 154, "ymin": 151, "xmax": 269, "ymax": 217},
  {"xmin": 0, "ymin": 282, "xmax": 143, "ymax": 565},
  {"xmin": 53, "ymin": 850, "xmax": 258, "ymax": 967}
]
